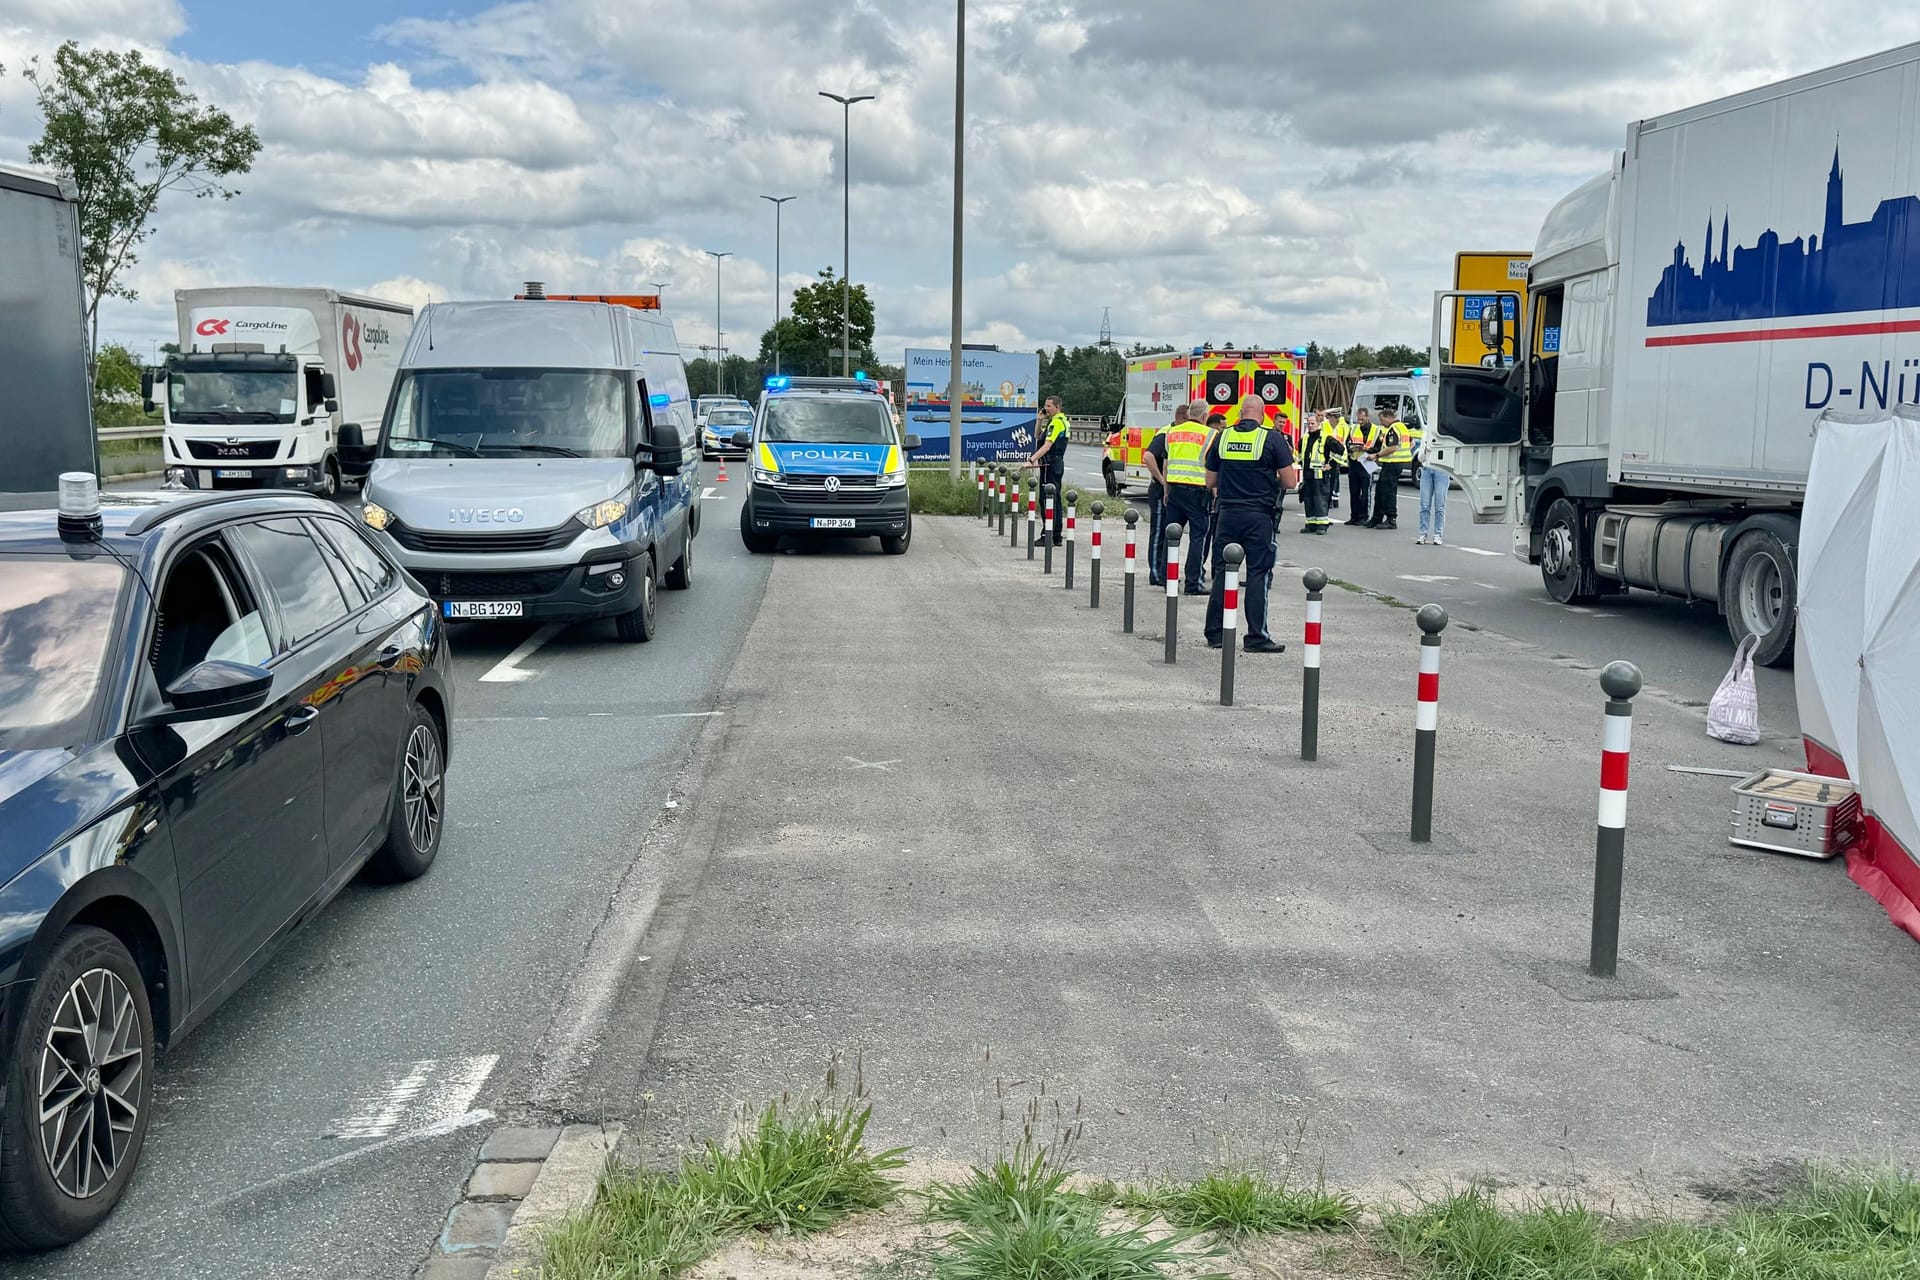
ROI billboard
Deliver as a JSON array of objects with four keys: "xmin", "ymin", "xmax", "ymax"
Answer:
[
  {"xmin": 902, "ymin": 346, "xmax": 1041, "ymax": 461},
  {"xmin": 1452, "ymin": 251, "xmax": 1530, "ymax": 367}
]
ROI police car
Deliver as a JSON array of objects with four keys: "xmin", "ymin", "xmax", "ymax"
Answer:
[{"xmin": 737, "ymin": 374, "xmax": 919, "ymax": 555}]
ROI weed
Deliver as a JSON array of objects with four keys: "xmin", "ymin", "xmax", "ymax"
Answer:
[
  {"xmin": 540, "ymin": 1166, "xmax": 719, "ymax": 1280},
  {"xmin": 923, "ymin": 1144, "xmax": 1077, "ymax": 1228},
  {"xmin": 908, "ymin": 468, "xmax": 988, "ymax": 515},
  {"xmin": 932, "ymin": 1195, "xmax": 1212, "ymax": 1280},
  {"xmin": 1120, "ymin": 1168, "xmax": 1362, "ymax": 1236},
  {"xmin": 694, "ymin": 1095, "xmax": 907, "ymax": 1235}
]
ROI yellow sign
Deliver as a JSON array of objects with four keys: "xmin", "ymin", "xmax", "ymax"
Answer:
[{"xmin": 1452, "ymin": 252, "xmax": 1530, "ymax": 367}]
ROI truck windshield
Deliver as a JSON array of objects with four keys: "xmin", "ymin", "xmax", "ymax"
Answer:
[
  {"xmin": 760, "ymin": 397, "xmax": 895, "ymax": 445},
  {"xmin": 0, "ymin": 557, "xmax": 126, "ymax": 750},
  {"xmin": 382, "ymin": 369, "xmax": 630, "ymax": 459},
  {"xmin": 169, "ymin": 370, "xmax": 297, "ymax": 424}
]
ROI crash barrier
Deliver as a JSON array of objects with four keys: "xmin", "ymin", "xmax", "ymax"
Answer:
[
  {"xmin": 1301, "ymin": 569, "xmax": 1326, "ymax": 761},
  {"xmin": 1043, "ymin": 485, "xmax": 1056, "ymax": 574},
  {"xmin": 1164, "ymin": 523, "xmax": 1184, "ymax": 665},
  {"xmin": 1219, "ymin": 543, "xmax": 1244, "ymax": 706},
  {"xmin": 1089, "ymin": 501, "xmax": 1104, "ymax": 609},
  {"xmin": 1064, "ymin": 490, "xmax": 1079, "ymax": 591},
  {"xmin": 1590, "ymin": 661, "xmax": 1643, "ymax": 979},
  {"xmin": 1122, "ymin": 509, "xmax": 1138, "ymax": 631},
  {"xmin": 1411, "ymin": 604, "xmax": 1447, "ymax": 843}
]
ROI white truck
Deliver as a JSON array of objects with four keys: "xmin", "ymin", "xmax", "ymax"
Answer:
[
  {"xmin": 1, "ymin": 163, "xmax": 95, "ymax": 493},
  {"xmin": 1427, "ymin": 40, "xmax": 1920, "ymax": 666},
  {"xmin": 149, "ymin": 287, "xmax": 412, "ymax": 495}
]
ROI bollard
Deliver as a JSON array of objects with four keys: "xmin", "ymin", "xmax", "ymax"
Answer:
[
  {"xmin": 1089, "ymin": 500, "xmax": 1104, "ymax": 609},
  {"xmin": 1122, "ymin": 508, "xmax": 1138, "ymax": 632},
  {"xmin": 1219, "ymin": 543, "xmax": 1243, "ymax": 705},
  {"xmin": 976, "ymin": 462, "xmax": 987, "ymax": 519},
  {"xmin": 1043, "ymin": 485, "xmax": 1056, "ymax": 574},
  {"xmin": 1064, "ymin": 490, "xmax": 1079, "ymax": 591},
  {"xmin": 1164, "ymin": 523, "xmax": 1184, "ymax": 665},
  {"xmin": 1026, "ymin": 477, "xmax": 1037, "ymax": 558},
  {"xmin": 1589, "ymin": 661, "xmax": 1643, "ymax": 979},
  {"xmin": 1410, "ymin": 603, "xmax": 1448, "ymax": 843},
  {"xmin": 996, "ymin": 468, "xmax": 1008, "ymax": 537},
  {"xmin": 1010, "ymin": 475, "xmax": 1021, "ymax": 548},
  {"xmin": 1301, "ymin": 568, "xmax": 1327, "ymax": 761}
]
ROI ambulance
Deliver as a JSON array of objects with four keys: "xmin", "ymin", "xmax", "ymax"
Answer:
[{"xmin": 1100, "ymin": 347, "xmax": 1306, "ymax": 495}]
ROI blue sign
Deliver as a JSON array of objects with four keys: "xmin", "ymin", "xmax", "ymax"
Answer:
[
  {"xmin": 1541, "ymin": 326, "xmax": 1562, "ymax": 354},
  {"xmin": 902, "ymin": 347, "xmax": 1042, "ymax": 462},
  {"xmin": 1462, "ymin": 295, "xmax": 1518, "ymax": 321}
]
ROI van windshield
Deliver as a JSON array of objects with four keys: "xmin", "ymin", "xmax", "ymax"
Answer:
[
  {"xmin": 760, "ymin": 397, "xmax": 896, "ymax": 445},
  {"xmin": 382, "ymin": 369, "xmax": 631, "ymax": 459}
]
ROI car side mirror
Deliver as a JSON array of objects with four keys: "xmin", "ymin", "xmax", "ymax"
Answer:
[
  {"xmin": 902, "ymin": 433, "xmax": 923, "ymax": 450},
  {"xmin": 152, "ymin": 659, "xmax": 273, "ymax": 725},
  {"xmin": 731, "ymin": 431, "xmax": 752, "ymax": 451}
]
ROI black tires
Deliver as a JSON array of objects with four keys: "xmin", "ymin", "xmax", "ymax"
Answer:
[
  {"xmin": 367, "ymin": 703, "xmax": 446, "ymax": 882},
  {"xmin": 665, "ymin": 530, "xmax": 694, "ymax": 590},
  {"xmin": 1539, "ymin": 496, "xmax": 1599, "ymax": 604},
  {"xmin": 880, "ymin": 518, "xmax": 911, "ymax": 556},
  {"xmin": 0, "ymin": 926, "xmax": 154, "ymax": 1251},
  {"xmin": 1103, "ymin": 465, "xmax": 1122, "ymax": 497},
  {"xmin": 615, "ymin": 553, "xmax": 657, "ymax": 642},
  {"xmin": 740, "ymin": 503, "xmax": 777, "ymax": 554},
  {"xmin": 318, "ymin": 456, "xmax": 342, "ymax": 500},
  {"xmin": 1723, "ymin": 526, "xmax": 1798, "ymax": 667}
]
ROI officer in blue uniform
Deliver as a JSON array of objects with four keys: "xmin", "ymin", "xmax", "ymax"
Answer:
[{"xmin": 1204, "ymin": 394, "xmax": 1300, "ymax": 653}]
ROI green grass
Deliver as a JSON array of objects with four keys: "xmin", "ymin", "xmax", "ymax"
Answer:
[
  {"xmin": 1116, "ymin": 1168, "xmax": 1361, "ymax": 1237},
  {"xmin": 907, "ymin": 468, "xmax": 986, "ymax": 515},
  {"xmin": 1377, "ymin": 1166, "xmax": 1920, "ymax": 1280}
]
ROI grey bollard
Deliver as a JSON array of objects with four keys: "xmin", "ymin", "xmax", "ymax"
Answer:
[
  {"xmin": 1302, "ymin": 568, "xmax": 1327, "ymax": 761},
  {"xmin": 1220, "ymin": 543, "xmax": 1244, "ymax": 706},
  {"xmin": 1122, "ymin": 508, "xmax": 1139, "ymax": 632},
  {"xmin": 1590, "ymin": 661, "xmax": 1644, "ymax": 979},
  {"xmin": 1042, "ymin": 484, "xmax": 1056, "ymax": 573},
  {"xmin": 1164, "ymin": 523, "xmax": 1184, "ymax": 665},
  {"xmin": 1064, "ymin": 489, "xmax": 1079, "ymax": 591},
  {"xmin": 1411, "ymin": 603, "xmax": 1449, "ymax": 843},
  {"xmin": 1089, "ymin": 500, "xmax": 1104, "ymax": 609}
]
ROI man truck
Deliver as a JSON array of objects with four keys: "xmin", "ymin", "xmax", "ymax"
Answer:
[
  {"xmin": 1427, "ymin": 40, "xmax": 1920, "ymax": 666},
  {"xmin": 148, "ymin": 287, "xmax": 413, "ymax": 496},
  {"xmin": 1, "ymin": 163, "xmax": 95, "ymax": 493}
]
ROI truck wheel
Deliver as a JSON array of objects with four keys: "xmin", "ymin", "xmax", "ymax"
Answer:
[
  {"xmin": 614, "ymin": 554, "xmax": 657, "ymax": 643},
  {"xmin": 1723, "ymin": 528, "xmax": 1797, "ymax": 667},
  {"xmin": 739, "ymin": 502, "xmax": 777, "ymax": 553},
  {"xmin": 1539, "ymin": 497, "xmax": 1598, "ymax": 604},
  {"xmin": 1103, "ymin": 464, "xmax": 1122, "ymax": 497},
  {"xmin": 319, "ymin": 457, "xmax": 341, "ymax": 500}
]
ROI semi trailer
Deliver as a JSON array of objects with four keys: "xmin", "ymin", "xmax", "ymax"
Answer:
[{"xmin": 1, "ymin": 163, "xmax": 96, "ymax": 493}]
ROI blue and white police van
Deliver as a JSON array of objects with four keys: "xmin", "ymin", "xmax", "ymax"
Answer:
[{"xmin": 735, "ymin": 374, "xmax": 919, "ymax": 555}]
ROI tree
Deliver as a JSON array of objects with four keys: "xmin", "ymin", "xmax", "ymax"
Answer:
[
  {"xmin": 24, "ymin": 42, "xmax": 261, "ymax": 380},
  {"xmin": 1038, "ymin": 344, "xmax": 1125, "ymax": 417},
  {"xmin": 1373, "ymin": 343, "xmax": 1425, "ymax": 368},
  {"xmin": 758, "ymin": 268, "xmax": 875, "ymax": 375},
  {"xmin": 91, "ymin": 341, "xmax": 154, "ymax": 427}
]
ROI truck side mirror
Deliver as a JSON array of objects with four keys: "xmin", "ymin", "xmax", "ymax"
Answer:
[
  {"xmin": 141, "ymin": 369, "xmax": 157, "ymax": 415},
  {"xmin": 322, "ymin": 372, "xmax": 338, "ymax": 399}
]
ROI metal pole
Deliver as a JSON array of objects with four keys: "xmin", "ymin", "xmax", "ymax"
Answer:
[
  {"xmin": 1064, "ymin": 489, "xmax": 1078, "ymax": 591},
  {"xmin": 1089, "ymin": 500, "xmax": 1103, "ymax": 609},
  {"xmin": 1042, "ymin": 484, "xmax": 1056, "ymax": 574},
  {"xmin": 1122, "ymin": 508, "xmax": 1138, "ymax": 631},
  {"xmin": 1164, "ymin": 523, "xmax": 1184, "ymax": 665},
  {"xmin": 1219, "ymin": 543, "xmax": 1243, "ymax": 706},
  {"xmin": 1411, "ymin": 603, "xmax": 1449, "ymax": 843},
  {"xmin": 947, "ymin": 0, "xmax": 965, "ymax": 480},
  {"xmin": 705, "ymin": 250, "xmax": 731, "ymax": 396},
  {"xmin": 1301, "ymin": 568, "xmax": 1327, "ymax": 761},
  {"xmin": 1590, "ymin": 661, "xmax": 1643, "ymax": 978},
  {"xmin": 761, "ymin": 196, "xmax": 795, "ymax": 375},
  {"xmin": 818, "ymin": 91, "xmax": 874, "ymax": 378}
]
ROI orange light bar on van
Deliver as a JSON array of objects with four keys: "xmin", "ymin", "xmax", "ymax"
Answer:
[{"xmin": 514, "ymin": 293, "xmax": 662, "ymax": 310}]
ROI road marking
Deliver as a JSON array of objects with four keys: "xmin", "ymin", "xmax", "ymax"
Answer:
[
  {"xmin": 701, "ymin": 486, "xmax": 723, "ymax": 500},
  {"xmin": 656, "ymin": 710, "xmax": 724, "ymax": 718},
  {"xmin": 327, "ymin": 1054, "xmax": 498, "ymax": 1140},
  {"xmin": 1454, "ymin": 546, "xmax": 1502, "ymax": 556},
  {"xmin": 1397, "ymin": 574, "xmax": 1459, "ymax": 584},
  {"xmin": 1474, "ymin": 582, "xmax": 1502, "ymax": 590},
  {"xmin": 845, "ymin": 756, "xmax": 901, "ymax": 771},
  {"xmin": 478, "ymin": 624, "xmax": 562, "ymax": 683}
]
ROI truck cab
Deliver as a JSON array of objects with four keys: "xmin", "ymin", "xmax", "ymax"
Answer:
[{"xmin": 737, "ymin": 375, "xmax": 918, "ymax": 555}]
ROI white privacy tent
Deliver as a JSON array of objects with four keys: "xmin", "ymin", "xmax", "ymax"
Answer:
[{"xmin": 1797, "ymin": 406, "xmax": 1920, "ymax": 939}]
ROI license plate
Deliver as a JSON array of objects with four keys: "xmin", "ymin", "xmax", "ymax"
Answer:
[
  {"xmin": 810, "ymin": 517, "xmax": 856, "ymax": 530},
  {"xmin": 215, "ymin": 469, "xmax": 250, "ymax": 478},
  {"xmin": 443, "ymin": 600, "xmax": 524, "ymax": 619}
]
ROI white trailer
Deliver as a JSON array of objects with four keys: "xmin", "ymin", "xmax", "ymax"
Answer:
[
  {"xmin": 1427, "ymin": 41, "xmax": 1920, "ymax": 666},
  {"xmin": 151, "ymin": 286, "xmax": 412, "ymax": 495}
]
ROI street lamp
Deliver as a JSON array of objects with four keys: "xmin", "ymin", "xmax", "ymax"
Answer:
[
  {"xmin": 650, "ymin": 281, "xmax": 668, "ymax": 304},
  {"xmin": 705, "ymin": 250, "xmax": 731, "ymax": 397},
  {"xmin": 760, "ymin": 195, "xmax": 797, "ymax": 375},
  {"xmin": 819, "ymin": 89, "xmax": 875, "ymax": 377},
  {"xmin": 947, "ymin": 0, "xmax": 965, "ymax": 479}
]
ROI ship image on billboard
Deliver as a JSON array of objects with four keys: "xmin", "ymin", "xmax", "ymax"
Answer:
[{"xmin": 902, "ymin": 346, "xmax": 1041, "ymax": 461}]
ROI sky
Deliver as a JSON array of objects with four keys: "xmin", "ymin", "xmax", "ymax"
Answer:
[{"xmin": 6, "ymin": 0, "xmax": 1920, "ymax": 366}]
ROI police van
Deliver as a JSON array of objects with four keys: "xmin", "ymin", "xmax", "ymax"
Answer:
[{"xmin": 735, "ymin": 374, "xmax": 919, "ymax": 555}]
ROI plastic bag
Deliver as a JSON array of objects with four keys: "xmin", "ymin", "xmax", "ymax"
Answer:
[{"xmin": 1707, "ymin": 635, "xmax": 1761, "ymax": 744}]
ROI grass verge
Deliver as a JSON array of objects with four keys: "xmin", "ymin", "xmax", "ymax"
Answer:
[{"xmin": 1116, "ymin": 1168, "xmax": 1361, "ymax": 1237}]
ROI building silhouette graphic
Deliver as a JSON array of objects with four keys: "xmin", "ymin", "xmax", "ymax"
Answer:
[{"xmin": 1646, "ymin": 146, "xmax": 1920, "ymax": 327}]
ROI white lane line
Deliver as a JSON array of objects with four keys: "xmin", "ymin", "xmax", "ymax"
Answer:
[
  {"xmin": 1397, "ymin": 574, "xmax": 1459, "ymax": 584},
  {"xmin": 1474, "ymin": 582, "xmax": 1503, "ymax": 590},
  {"xmin": 656, "ymin": 710, "xmax": 724, "ymax": 718},
  {"xmin": 1454, "ymin": 546, "xmax": 1502, "ymax": 557},
  {"xmin": 327, "ymin": 1054, "xmax": 499, "ymax": 1140},
  {"xmin": 188, "ymin": 1109, "xmax": 494, "ymax": 1220},
  {"xmin": 701, "ymin": 486, "xmax": 724, "ymax": 500},
  {"xmin": 478, "ymin": 624, "xmax": 561, "ymax": 683}
]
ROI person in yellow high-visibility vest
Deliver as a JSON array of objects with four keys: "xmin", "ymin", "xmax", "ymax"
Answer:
[
  {"xmin": 1366, "ymin": 405, "xmax": 1420, "ymax": 530},
  {"xmin": 1160, "ymin": 398, "xmax": 1215, "ymax": 595},
  {"xmin": 1318, "ymin": 407, "xmax": 1348, "ymax": 512},
  {"xmin": 1343, "ymin": 409, "xmax": 1379, "ymax": 525},
  {"xmin": 1025, "ymin": 396, "xmax": 1072, "ymax": 544},
  {"xmin": 1297, "ymin": 413, "xmax": 1346, "ymax": 535}
]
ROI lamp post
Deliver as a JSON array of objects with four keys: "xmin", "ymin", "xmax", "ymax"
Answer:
[
  {"xmin": 705, "ymin": 250, "xmax": 731, "ymax": 397},
  {"xmin": 761, "ymin": 195, "xmax": 796, "ymax": 375},
  {"xmin": 650, "ymin": 281, "xmax": 668, "ymax": 304},
  {"xmin": 947, "ymin": 0, "xmax": 965, "ymax": 480},
  {"xmin": 819, "ymin": 89, "xmax": 875, "ymax": 377}
]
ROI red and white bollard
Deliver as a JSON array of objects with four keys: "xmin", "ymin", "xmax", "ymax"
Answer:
[
  {"xmin": 1411, "ymin": 604, "xmax": 1448, "ymax": 842},
  {"xmin": 1590, "ymin": 661, "xmax": 1643, "ymax": 978},
  {"xmin": 1088, "ymin": 500, "xmax": 1103, "ymax": 609},
  {"xmin": 1219, "ymin": 543, "xmax": 1243, "ymax": 705},
  {"xmin": 976, "ymin": 464, "xmax": 987, "ymax": 519},
  {"xmin": 1063, "ymin": 490, "xmax": 1078, "ymax": 590},
  {"xmin": 1026, "ymin": 481, "xmax": 1038, "ymax": 558},
  {"xmin": 1164, "ymin": 524, "xmax": 1184, "ymax": 665},
  {"xmin": 1042, "ymin": 485, "xmax": 1056, "ymax": 571},
  {"xmin": 1123, "ymin": 508, "xmax": 1139, "ymax": 633}
]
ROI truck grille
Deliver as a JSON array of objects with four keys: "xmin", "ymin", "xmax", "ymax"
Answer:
[
  {"xmin": 389, "ymin": 522, "xmax": 582, "ymax": 554},
  {"xmin": 430, "ymin": 569, "xmax": 570, "ymax": 598},
  {"xmin": 185, "ymin": 440, "xmax": 280, "ymax": 461}
]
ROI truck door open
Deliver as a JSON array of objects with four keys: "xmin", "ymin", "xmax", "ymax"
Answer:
[{"xmin": 1428, "ymin": 289, "xmax": 1524, "ymax": 524}]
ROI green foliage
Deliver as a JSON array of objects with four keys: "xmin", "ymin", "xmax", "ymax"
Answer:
[
  {"xmin": 931, "ymin": 1196, "xmax": 1206, "ymax": 1280},
  {"xmin": 1299, "ymin": 341, "xmax": 1425, "ymax": 370},
  {"xmin": 22, "ymin": 42, "xmax": 260, "ymax": 367},
  {"xmin": 1117, "ymin": 1169, "xmax": 1360, "ymax": 1237},
  {"xmin": 756, "ymin": 268, "xmax": 877, "ymax": 376},
  {"xmin": 922, "ymin": 1146, "xmax": 1076, "ymax": 1228},
  {"xmin": 907, "ymin": 469, "xmax": 988, "ymax": 515},
  {"xmin": 1038, "ymin": 344, "xmax": 1126, "ymax": 417},
  {"xmin": 541, "ymin": 1167, "xmax": 721, "ymax": 1280},
  {"xmin": 92, "ymin": 341, "xmax": 157, "ymax": 427}
]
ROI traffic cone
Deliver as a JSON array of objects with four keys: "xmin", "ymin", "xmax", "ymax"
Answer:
[{"xmin": 717, "ymin": 457, "xmax": 729, "ymax": 483}]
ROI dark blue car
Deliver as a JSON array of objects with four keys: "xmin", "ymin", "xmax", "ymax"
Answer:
[{"xmin": 0, "ymin": 488, "xmax": 453, "ymax": 1249}]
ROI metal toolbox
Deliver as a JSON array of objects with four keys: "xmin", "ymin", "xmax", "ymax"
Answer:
[{"xmin": 1729, "ymin": 769, "xmax": 1863, "ymax": 858}]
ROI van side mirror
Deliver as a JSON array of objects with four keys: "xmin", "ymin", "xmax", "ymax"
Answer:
[
  {"xmin": 731, "ymin": 431, "xmax": 752, "ymax": 451},
  {"xmin": 903, "ymin": 434, "xmax": 923, "ymax": 450}
]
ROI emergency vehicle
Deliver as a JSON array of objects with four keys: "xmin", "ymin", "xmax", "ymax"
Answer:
[
  {"xmin": 1101, "ymin": 347, "xmax": 1305, "ymax": 495},
  {"xmin": 740, "ymin": 374, "xmax": 920, "ymax": 555}
]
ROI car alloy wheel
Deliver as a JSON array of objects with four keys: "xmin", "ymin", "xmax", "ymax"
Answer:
[
  {"xmin": 402, "ymin": 721, "xmax": 444, "ymax": 854},
  {"xmin": 38, "ymin": 968, "xmax": 144, "ymax": 1199}
]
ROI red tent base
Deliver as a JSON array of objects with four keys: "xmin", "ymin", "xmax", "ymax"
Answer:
[{"xmin": 1807, "ymin": 736, "xmax": 1920, "ymax": 942}]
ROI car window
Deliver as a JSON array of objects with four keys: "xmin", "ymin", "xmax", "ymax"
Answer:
[
  {"xmin": 316, "ymin": 519, "xmax": 396, "ymax": 600},
  {"xmin": 227, "ymin": 519, "xmax": 354, "ymax": 649},
  {"xmin": 150, "ymin": 542, "xmax": 269, "ymax": 690},
  {"xmin": 309, "ymin": 521, "xmax": 366, "ymax": 607},
  {"xmin": 760, "ymin": 397, "xmax": 896, "ymax": 444},
  {"xmin": 0, "ymin": 556, "xmax": 127, "ymax": 749}
]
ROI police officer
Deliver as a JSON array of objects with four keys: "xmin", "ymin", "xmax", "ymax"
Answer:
[
  {"xmin": 1297, "ymin": 411, "xmax": 1345, "ymax": 534},
  {"xmin": 1343, "ymin": 408, "xmax": 1378, "ymax": 526},
  {"xmin": 1204, "ymin": 393, "xmax": 1299, "ymax": 654},
  {"xmin": 1161, "ymin": 398, "xmax": 1214, "ymax": 595},
  {"xmin": 1142, "ymin": 404, "xmax": 1181, "ymax": 586},
  {"xmin": 1026, "ymin": 395, "xmax": 1071, "ymax": 544},
  {"xmin": 1317, "ymin": 407, "xmax": 1346, "ymax": 511},
  {"xmin": 1366, "ymin": 405, "xmax": 1419, "ymax": 530}
]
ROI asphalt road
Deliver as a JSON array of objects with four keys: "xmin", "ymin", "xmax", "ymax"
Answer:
[
  {"xmin": 1050, "ymin": 453, "xmax": 1799, "ymax": 739},
  {"xmin": 24, "ymin": 472, "xmax": 769, "ymax": 1279}
]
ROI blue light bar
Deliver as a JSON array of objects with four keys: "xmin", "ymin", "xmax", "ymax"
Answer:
[
  {"xmin": 649, "ymin": 392, "xmax": 671, "ymax": 407},
  {"xmin": 764, "ymin": 375, "xmax": 791, "ymax": 391},
  {"xmin": 853, "ymin": 369, "xmax": 867, "ymax": 381},
  {"xmin": 1410, "ymin": 367, "xmax": 1428, "ymax": 376}
]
